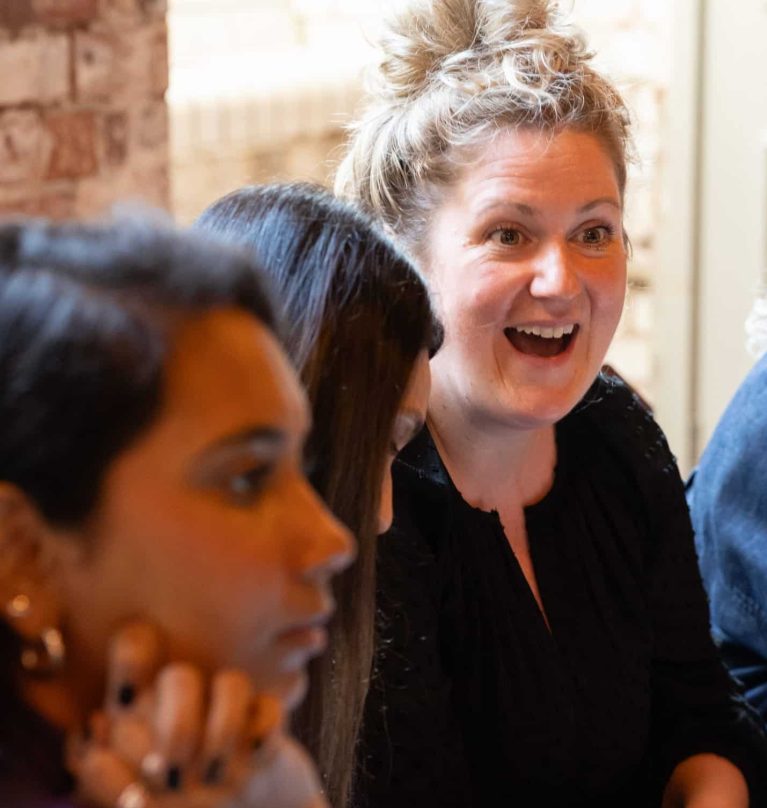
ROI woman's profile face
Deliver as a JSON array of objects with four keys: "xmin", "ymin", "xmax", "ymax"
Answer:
[
  {"xmin": 57, "ymin": 308, "xmax": 354, "ymax": 708},
  {"xmin": 425, "ymin": 127, "xmax": 627, "ymax": 429}
]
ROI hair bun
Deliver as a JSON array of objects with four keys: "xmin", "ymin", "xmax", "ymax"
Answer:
[
  {"xmin": 376, "ymin": 0, "xmax": 478, "ymax": 101},
  {"xmin": 479, "ymin": 0, "xmax": 559, "ymax": 43},
  {"xmin": 376, "ymin": 0, "xmax": 582, "ymax": 101}
]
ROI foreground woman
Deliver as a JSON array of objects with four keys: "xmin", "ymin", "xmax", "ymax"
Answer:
[
  {"xmin": 197, "ymin": 183, "xmax": 441, "ymax": 807},
  {"xmin": 0, "ymin": 216, "xmax": 352, "ymax": 807},
  {"xmin": 336, "ymin": 0, "xmax": 767, "ymax": 805}
]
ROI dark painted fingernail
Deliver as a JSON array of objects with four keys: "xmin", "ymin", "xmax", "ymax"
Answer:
[
  {"xmin": 81, "ymin": 721, "xmax": 92, "ymax": 742},
  {"xmin": 166, "ymin": 765, "xmax": 182, "ymax": 791},
  {"xmin": 117, "ymin": 683, "xmax": 135, "ymax": 707},
  {"xmin": 204, "ymin": 757, "xmax": 223, "ymax": 785},
  {"xmin": 251, "ymin": 736, "xmax": 264, "ymax": 752}
]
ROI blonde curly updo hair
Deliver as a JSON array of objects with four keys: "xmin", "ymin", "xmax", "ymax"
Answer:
[{"xmin": 335, "ymin": 0, "xmax": 632, "ymax": 258}]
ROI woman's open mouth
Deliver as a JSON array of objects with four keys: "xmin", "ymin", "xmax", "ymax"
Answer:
[{"xmin": 503, "ymin": 324, "xmax": 579, "ymax": 358}]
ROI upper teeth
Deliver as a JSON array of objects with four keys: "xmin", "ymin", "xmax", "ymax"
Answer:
[{"xmin": 513, "ymin": 324, "xmax": 575, "ymax": 339}]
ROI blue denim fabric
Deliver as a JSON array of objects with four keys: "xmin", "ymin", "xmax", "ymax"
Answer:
[{"xmin": 687, "ymin": 352, "xmax": 767, "ymax": 723}]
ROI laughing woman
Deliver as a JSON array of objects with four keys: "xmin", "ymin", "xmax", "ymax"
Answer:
[{"xmin": 336, "ymin": 0, "xmax": 767, "ymax": 806}]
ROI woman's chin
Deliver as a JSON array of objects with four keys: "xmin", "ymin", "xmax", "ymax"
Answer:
[{"xmin": 272, "ymin": 669, "xmax": 308, "ymax": 711}]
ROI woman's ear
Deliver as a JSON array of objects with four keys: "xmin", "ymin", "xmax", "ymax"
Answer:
[{"xmin": 0, "ymin": 483, "xmax": 65, "ymax": 653}]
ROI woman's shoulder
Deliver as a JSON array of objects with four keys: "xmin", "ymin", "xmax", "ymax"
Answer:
[
  {"xmin": 568, "ymin": 366, "xmax": 679, "ymax": 480},
  {"xmin": 695, "ymin": 352, "xmax": 767, "ymax": 476}
]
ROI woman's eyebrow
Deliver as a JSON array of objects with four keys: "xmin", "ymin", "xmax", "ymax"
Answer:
[
  {"xmin": 203, "ymin": 426, "xmax": 286, "ymax": 457},
  {"xmin": 475, "ymin": 198, "xmax": 621, "ymax": 218},
  {"xmin": 577, "ymin": 197, "xmax": 621, "ymax": 214},
  {"xmin": 475, "ymin": 200, "xmax": 539, "ymax": 218}
]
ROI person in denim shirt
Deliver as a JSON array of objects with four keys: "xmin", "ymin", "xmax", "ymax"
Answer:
[{"xmin": 688, "ymin": 345, "xmax": 767, "ymax": 724}]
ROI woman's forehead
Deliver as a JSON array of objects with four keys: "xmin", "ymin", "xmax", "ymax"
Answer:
[
  {"xmin": 148, "ymin": 309, "xmax": 309, "ymax": 454},
  {"xmin": 451, "ymin": 128, "xmax": 622, "ymax": 203}
]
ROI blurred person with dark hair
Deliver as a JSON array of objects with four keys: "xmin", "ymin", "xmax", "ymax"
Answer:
[
  {"xmin": 0, "ymin": 214, "xmax": 353, "ymax": 808},
  {"xmin": 197, "ymin": 183, "xmax": 442, "ymax": 808}
]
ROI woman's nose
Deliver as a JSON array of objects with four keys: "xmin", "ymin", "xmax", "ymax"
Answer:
[
  {"xmin": 528, "ymin": 243, "xmax": 581, "ymax": 302},
  {"xmin": 294, "ymin": 481, "xmax": 356, "ymax": 584}
]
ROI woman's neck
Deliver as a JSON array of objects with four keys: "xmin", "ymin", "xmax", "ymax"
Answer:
[{"xmin": 427, "ymin": 388, "xmax": 557, "ymax": 513}]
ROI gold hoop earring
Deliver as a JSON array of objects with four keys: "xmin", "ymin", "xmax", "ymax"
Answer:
[
  {"xmin": 6, "ymin": 593, "xmax": 31, "ymax": 619},
  {"xmin": 5, "ymin": 593, "xmax": 66, "ymax": 676},
  {"xmin": 20, "ymin": 626, "xmax": 66, "ymax": 675}
]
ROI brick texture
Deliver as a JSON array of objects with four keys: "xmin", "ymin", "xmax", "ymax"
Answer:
[
  {"xmin": 0, "ymin": 32, "xmax": 69, "ymax": 106},
  {"xmin": 0, "ymin": 188, "xmax": 77, "ymax": 220},
  {"xmin": 0, "ymin": 1, "xmax": 37, "ymax": 36},
  {"xmin": 0, "ymin": 0, "xmax": 169, "ymax": 219},
  {"xmin": 0, "ymin": 110, "xmax": 51, "ymax": 184},
  {"xmin": 46, "ymin": 111, "xmax": 99, "ymax": 180},
  {"xmin": 32, "ymin": 0, "xmax": 99, "ymax": 27}
]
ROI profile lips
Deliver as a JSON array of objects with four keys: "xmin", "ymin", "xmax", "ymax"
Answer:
[{"xmin": 281, "ymin": 610, "xmax": 333, "ymax": 636}]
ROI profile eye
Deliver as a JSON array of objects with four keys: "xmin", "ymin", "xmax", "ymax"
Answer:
[{"xmin": 226, "ymin": 466, "xmax": 270, "ymax": 503}]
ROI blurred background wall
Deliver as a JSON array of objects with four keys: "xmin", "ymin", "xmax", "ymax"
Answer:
[{"xmin": 0, "ymin": 0, "xmax": 169, "ymax": 218}]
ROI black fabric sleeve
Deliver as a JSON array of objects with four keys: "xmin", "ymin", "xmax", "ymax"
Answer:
[{"xmin": 596, "ymin": 375, "xmax": 767, "ymax": 800}]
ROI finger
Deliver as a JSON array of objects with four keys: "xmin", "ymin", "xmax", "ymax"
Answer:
[
  {"xmin": 70, "ymin": 745, "xmax": 158, "ymax": 808},
  {"xmin": 247, "ymin": 694, "xmax": 284, "ymax": 753},
  {"xmin": 105, "ymin": 620, "xmax": 164, "ymax": 714},
  {"xmin": 199, "ymin": 669, "xmax": 253, "ymax": 785},
  {"xmin": 110, "ymin": 711, "xmax": 154, "ymax": 773},
  {"xmin": 83, "ymin": 710, "xmax": 111, "ymax": 747},
  {"xmin": 150, "ymin": 662, "xmax": 205, "ymax": 791}
]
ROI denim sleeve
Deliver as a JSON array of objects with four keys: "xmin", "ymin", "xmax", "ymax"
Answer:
[
  {"xmin": 688, "ymin": 352, "xmax": 767, "ymax": 719},
  {"xmin": 718, "ymin": 640, "xmax": 767, "ymax": 723}
]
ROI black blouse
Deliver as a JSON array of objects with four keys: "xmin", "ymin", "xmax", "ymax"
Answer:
[{"xmin": 357, "ymin": 373, "xmax": 767, "ymax": 808}]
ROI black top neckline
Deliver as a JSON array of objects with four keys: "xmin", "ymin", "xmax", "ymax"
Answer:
[{"xmin": 398, "ymin": 410, "xmax": 570, "ymax": 523}]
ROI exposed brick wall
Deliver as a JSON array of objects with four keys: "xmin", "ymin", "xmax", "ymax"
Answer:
[{"xmin": 0, "ymin": 0, "xmax": 169, "ymax": 221}]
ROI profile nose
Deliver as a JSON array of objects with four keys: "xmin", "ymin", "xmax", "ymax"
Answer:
[
  {"xmin": 293, "ymin": 481, "xmax": 356, "ymax": 584},
  {"xmin": 529, "ymin": 243, "xmax": 580, "ymax": 302}
]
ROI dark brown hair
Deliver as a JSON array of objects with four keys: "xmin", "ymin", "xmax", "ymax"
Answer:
[{"xmin": 196, "ymin": 183, "xmax": 441, "ymax": 807}]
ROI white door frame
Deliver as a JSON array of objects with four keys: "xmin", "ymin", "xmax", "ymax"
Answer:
[{"xmin": 654, "ymin": 0, "xmax": 705, "ymax": 473}]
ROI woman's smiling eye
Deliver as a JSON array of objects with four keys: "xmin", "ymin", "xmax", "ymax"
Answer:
[
  {"xmin": 578, "ymin": 225, "xmax": 615, "ymax": 247},
  {"xmin": 489, "ymin": 227, "xmax": 526, "ymax": 247}
]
